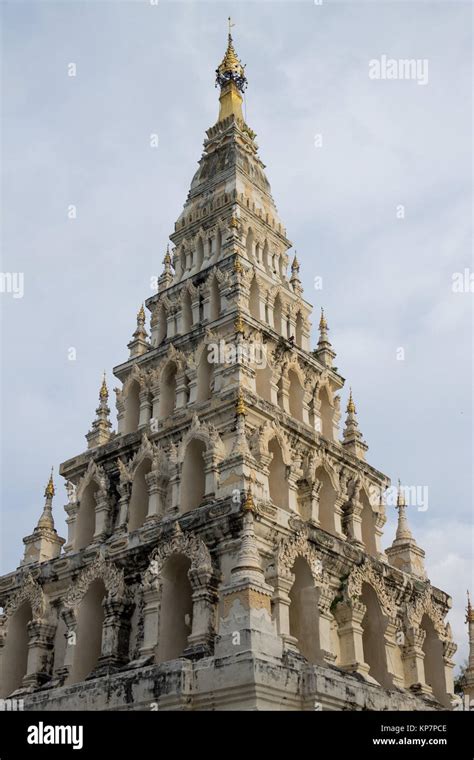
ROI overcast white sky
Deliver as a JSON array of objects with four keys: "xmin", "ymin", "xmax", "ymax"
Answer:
[{"xmin": 1, "ymin": 0, "xmax": 472, "ymax": 667}]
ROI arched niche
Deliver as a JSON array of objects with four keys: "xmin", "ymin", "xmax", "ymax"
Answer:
[
  {"xmin": 289, "ymin": 557, "xmax": 319, "ymax": 663},
  {"xmin": 182, "ymin": 290, "xmax": 193, "ymax": 332},
  {"xmin": 0, "ymin": 601, "xmax": 32, "ymax": 697},
  {"xmin": 262, "ymin": 241, "xmax": 270, "ymax": 273},
  {"xmin": 197, "ymin": 351, "xmax": 213, "ymax": 402},
  {"xmin": 360, "ymin": 490, "xmax": 377, "ymax": 557},
  {"xmin": 246, "ymin": 228, "xmax": 254, "ymax": 261},
  {"xmin": 75, "ymin": 480, "xmax": 98, "ymax": 550},
  {"xmin": 209, "ymin": 277, "xmax": 221, "ymax": 321},
  {"xmin": 156, "ymin": 303, "xmax": 167, "ymax": 344},
  {"xmin": 421, "ymin": 614, "xmax": 449, "ymax": 706},
  {"xmin": 181, "ymin": 439, "xmax": 206, "ymax": 513},
  {"xmin": 360, "ymin": 582, "xmax": 391, "ymax": 688},
  {"xmin": 318, "ymin": 386, "xmax": 333, "ymax": 440},
  {"xmin": 159, "ymin": 362, "xmax": 177, "ymax": 420},
  {"xmin": 156, "ymin": 555, "xmax": 193, "ymax": 663},
  {"xmin": 273, "ymin": 294, "xmax": 282, "ymax": 335},
  {"xmin": 249, "ymin": 277, "xmax": 260, "ymax": 319},
  {"xmin": 268, "ymin": 438, "xmax": 289, "ymax": 510},
  {"xmin": 255, "ymin": 362, "xmax": 272, "ymax": 403},
  {"xmin": 288, "ymin": 369, "xmax": 304, "ymax": 422},
  {"xmin": 295, "ymin": 312, "xmax": 304, "ymax": 346},
  {"xmin": 315, "ymin": 466, "xmax": 337, "ymax": 535},
  {"xmin": 216, "ymin": 228, "xmax": 222, "ymax": 259},
  {"xmin": 68, "ymin": 579, "xmax": 106, "ymax": 685},
  {"xmin": 124, "ymin": 379, "xmax": 140, "ymax": 434},
  {"xmin": 196, "ymin": 237, "xmax": 204, "ymax": 271},
  {"xmin": 128, "ymin": 458, "xmax": 152, "ymax": 532}
]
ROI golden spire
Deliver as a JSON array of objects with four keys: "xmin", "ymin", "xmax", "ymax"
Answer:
[
  {"xmin": 99, "ymin": 372, "xmax": 109, "ymax": 401},
  {"xmin": 215, "ymin": 20, "xmax": 247, "ymax": 122},
  {"xmin": 137, "ymin": 303, "xmax": 145, "ymax": 322},
  {"xmin": 319, "ymin": 307, "xmax": 328, "ymax": 331},
  {"xmin": 163, "ymin": 244, "xmax": 172, "ymax": 269},
  {"xmin": 236, "ymin": 391, "xmax": 246, "ymax": 417},
  {"xmin": 346, "ymin": 387, "xmax": 356, "ymax": 414},
  {"xmin": 467, "ymin": 590, "xmax": 474, "ymax": 622},
  {"xmin": 44, "ymin": 467, "xmax": 55, "ymax": 499},
  {"xmin": 216, "ymin": 19, "xmax": 247, "ymax": 91}
]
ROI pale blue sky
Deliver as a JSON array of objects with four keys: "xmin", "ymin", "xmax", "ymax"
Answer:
[{"xmin": 1, "ymin": 0, "xmax": 472, "ymax": 666}]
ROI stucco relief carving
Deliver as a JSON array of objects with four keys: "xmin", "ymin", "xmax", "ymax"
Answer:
[
  {"xmin": 63, "ymin": 557, "xmax": 127, "ymax": 610},
  {"xmin": 406, "ymin": 584, "xmax": 452, "ymax": 641},
  {"xmin": 142, "ymin": 525, "xmax": 212, "ymax": 589},
  {"xmin": 76, "ymin": 459, "xmax": 109, "ymax": 500},
  {"xmin": 178, "ymin": 413, "xmax": 225, "ymax": 463},
  {"xmin": 271, "ymin": 528, "xmax": 326, "ymax": 585},
  {"xmin": 344, "ymin": 560, "xmax": 397, "ymax": 618},
  {"xmin": 1, "ymin": 574, "xmax": 47, "ymax": 623}
]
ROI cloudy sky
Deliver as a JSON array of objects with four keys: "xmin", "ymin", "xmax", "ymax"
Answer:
[{"xmin": 1, "ymin": 0, "xmax": 472, "ymax": 667}]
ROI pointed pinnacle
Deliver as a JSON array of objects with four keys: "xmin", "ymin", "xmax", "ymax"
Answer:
[
  {"xmin": 319, "ymin": 307, "xmax": 328, "ymax": 331},
  {"xmin": 99, "ymin": 372, "xmax": 109, "ymax": 401},
  {"xmin": 44, "ymin": 467, "xmax": 55, "ymax": 499},
  {"xmin": 346, "ymin": 387, "xmax": 356, "ymax": 415}
]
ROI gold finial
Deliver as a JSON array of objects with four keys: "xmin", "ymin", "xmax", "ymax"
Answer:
[
  {"xmin": 163, "ymin": 244, "xmax": 171, "ymax": 266},
  {"xmin": 235, "ymin": 313, "xmax": 244, "ymax": 334},
  {"xmin": 467, "ymin": 591, "xmax": 474, "ymax": 622},
  {"xmin": 100, "ymin": 372, "xmax": 109, "ymax": 401},
  {"xmin": 44, "ymin": 467, "xmax": 55, "ymax": 499},
  {"xmin": 216, "ymin": 21, "xmax": 247, "ymax": 92},
  {"xmin": 319, "ymin": 308, "xmax": 328, "ymax": 331},
  {"xmin": 137, "ymin": 303, "xmax": 145, "ymax": 322},
  {"xmin": 346, "ymin": 387, "xmax": 356, "ymax": 414},
  {"xmin": 291, "ymin": 253, "xmax": 300, "ymax": 271},
  {"xmin": 242, "ymin": 490, "xmax": 256, "ymax": 513},
  {"xmin": 236, "ymin": 391, "xmax": 246, "ymax": 417}
]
